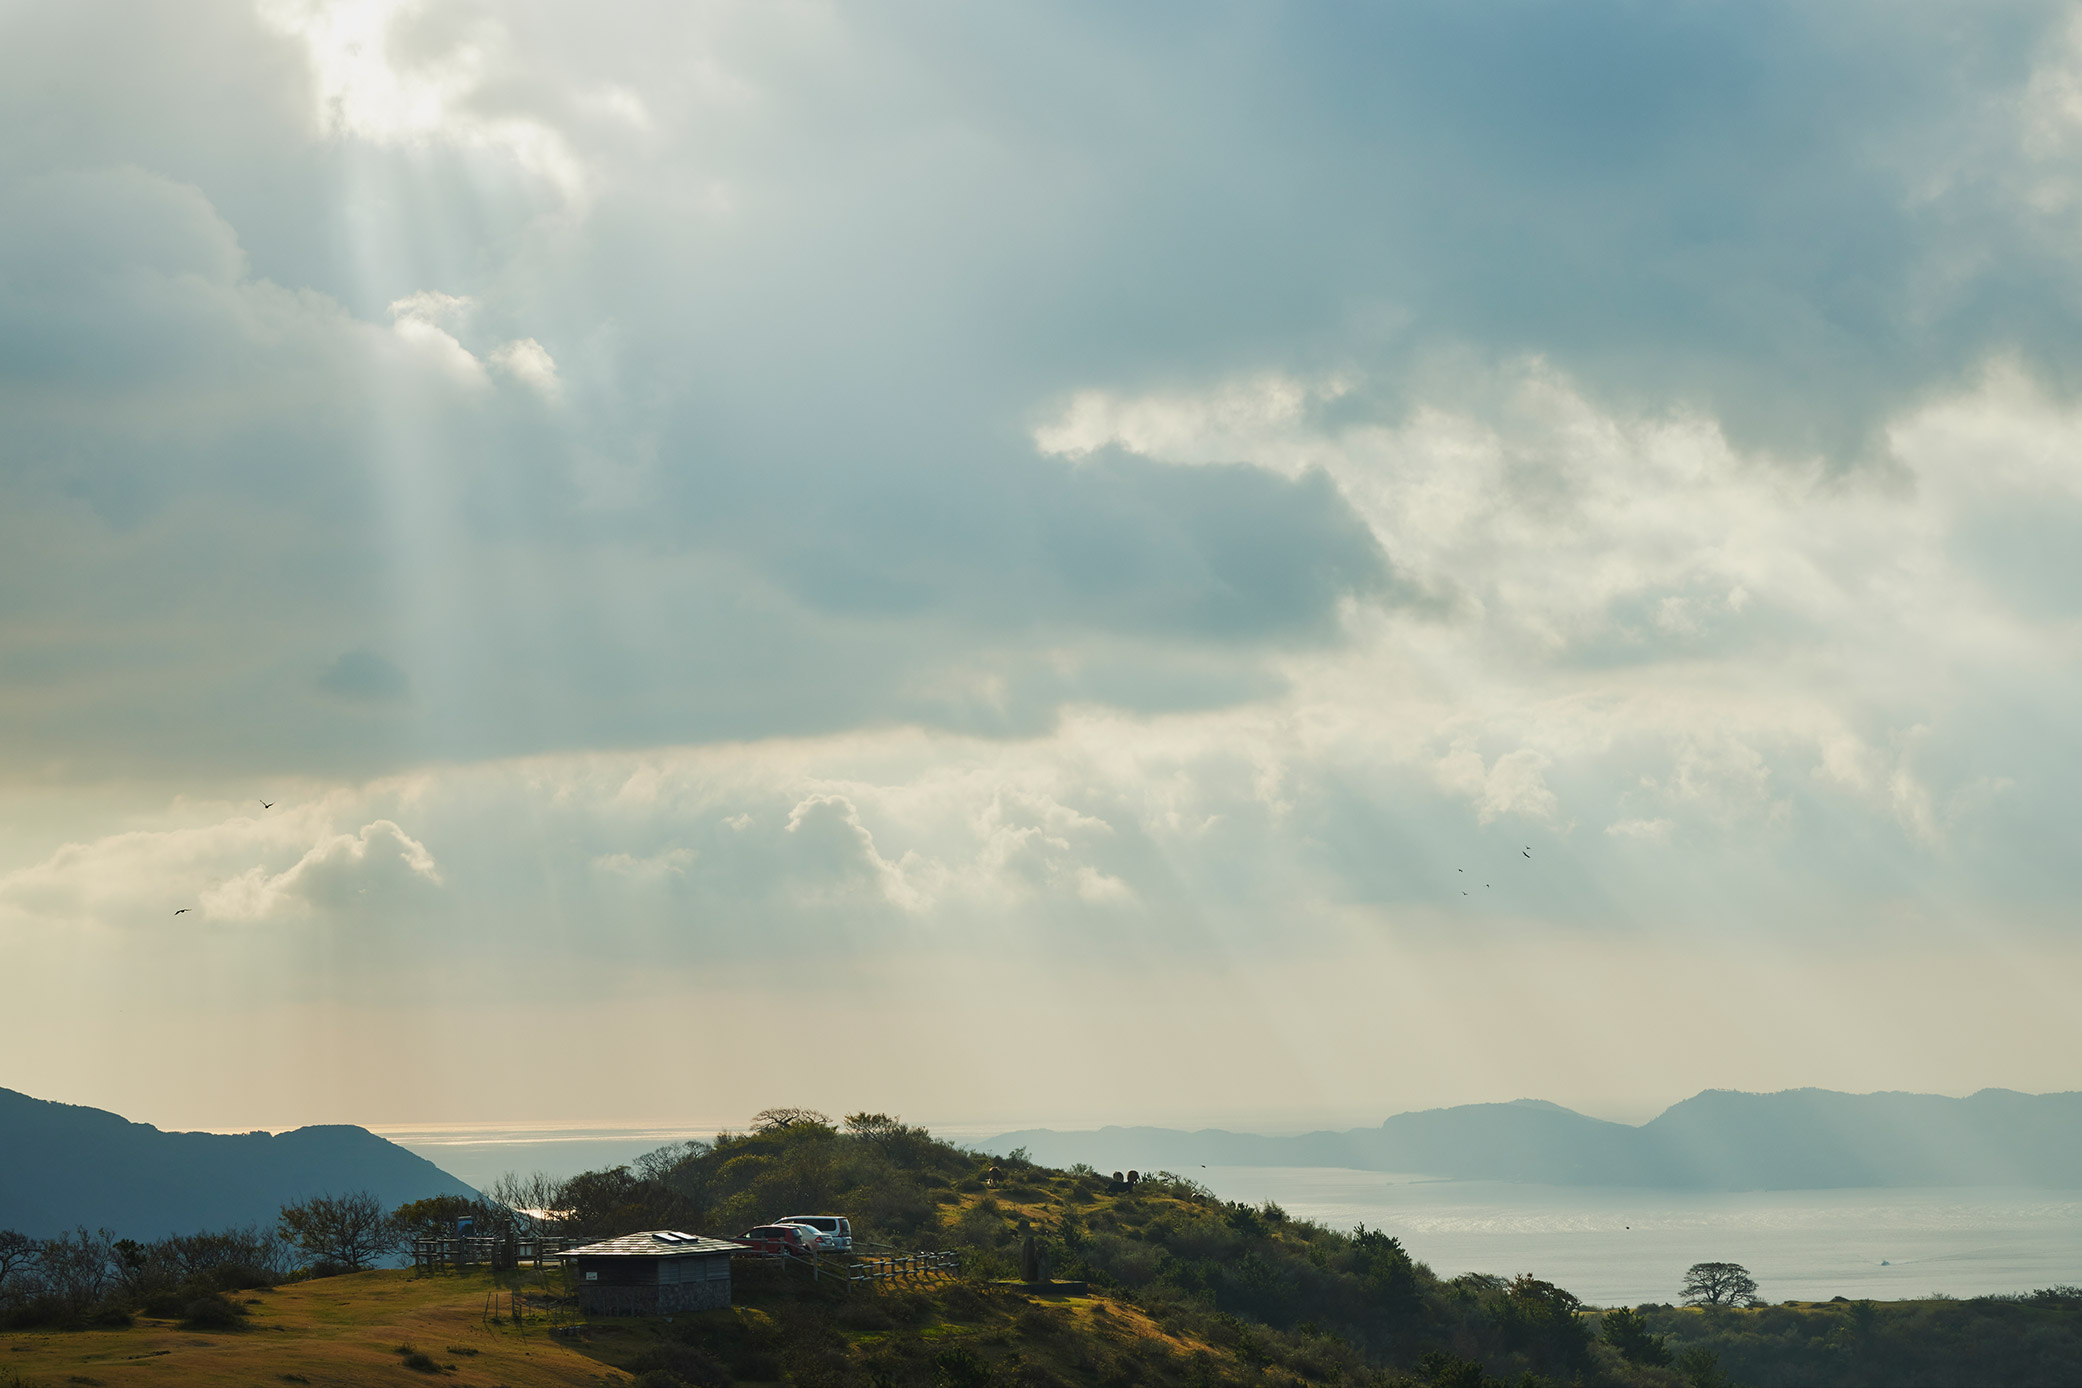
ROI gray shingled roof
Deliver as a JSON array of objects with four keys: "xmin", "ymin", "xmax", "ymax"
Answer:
[{"xmin": 556, "ymin": 1231, "xmax": 745, "ymax": 1258}]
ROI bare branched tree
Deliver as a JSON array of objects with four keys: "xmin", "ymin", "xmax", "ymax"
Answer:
[
  {"xmin": 634, "ymin": 1140, "xmax": 709, "ymax": 1183},
  {"xmin": 35, "ymin": 1228, "xmax": 117, "ymax": 1313},
  {"xmin": 278, "ymin": 1192, "xmax": 397, "ymax": 1273},
  {"xmin": 753, "ymin": 1107, "xmax": 833, "ymax": 1133},
  {"xmin": 0, "ymin": 1229, "xmax": 35, "ymax": 1296},
  {"xmin": 844, "ymin": 1112, "xmax": 904, "ymax": 1142},
  {"xmin": 488, "ymin": 1170, "xmax": 562, "ymax": 1219}
]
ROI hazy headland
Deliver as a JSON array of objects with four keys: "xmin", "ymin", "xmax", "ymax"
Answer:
[{"xmin": 989, "ymin": 1088, "xmax": 2082, "ymax": 1189}]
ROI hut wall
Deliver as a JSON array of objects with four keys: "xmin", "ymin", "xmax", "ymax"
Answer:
[{"xmin": 575, "ymin": 1255, "xmax": 730, "ymax": 1315}]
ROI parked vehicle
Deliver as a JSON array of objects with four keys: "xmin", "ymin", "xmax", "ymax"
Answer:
[
  {"xmin": 737, "ymin": 1224, "xmax": 817, "ymax": 1256},
  {"xmin": 779, "ymin": 1214, "xmax": 852, "ymax": 1251}
]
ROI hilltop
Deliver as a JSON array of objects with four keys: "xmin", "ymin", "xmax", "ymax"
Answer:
[
  {"xmin": 0, "ymin": 1086, "xmax": 475, "ymax": 1238},
  {"xmin": 991, "ymin": 1088, "xmax": 2082, "ymax": 1188}
]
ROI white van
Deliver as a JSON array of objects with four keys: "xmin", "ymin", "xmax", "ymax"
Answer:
[{"xmin": 779, "ymin": 1214, "xmax": 852, "ymax": 1251}]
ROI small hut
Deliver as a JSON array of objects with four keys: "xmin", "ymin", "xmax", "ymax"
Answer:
[{"xmin": 557, "ymin": 1231, "xmax": 741, "ymax": 1315}]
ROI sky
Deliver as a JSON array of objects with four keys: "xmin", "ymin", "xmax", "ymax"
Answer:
[{"xmin": 3, "ymin": 0, "xmax": 2081, "ymax": 1138}]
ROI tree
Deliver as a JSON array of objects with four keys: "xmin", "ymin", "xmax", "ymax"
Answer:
[
  {"xmin": 753, "ymin": 1107, "xmax": 833, "ymax": 1134},
  {"xmin": 391, "ymin": 1195, "xmax": 485, "ymax": 1241},
  {"xmin": 633, "ymin": 1140, "xmax": 708, "ymax": 1184},
  {"xmin": 1681, "ymin": 1261, "xmax": 1761, "ymax": 1307},
  {"xmin": 552, "ymin": 1164, "xmax": 701, "ymax": 1239},
  {"xmin": 1351, "ymin": 1225, "xmax": 1419, "ymax": 1313},
  {"xmin": 1600, "ymin": 1305, "xmax": 1672, "ymax": 1366},
  {"xmin": 0, "ymin": 1229, "xmax": 35, "ymax": 1296},
  {"xmin": 1676, "ymin": 1344, "xmax": 1734, "ymax": 1387},
  {"xmin": 1496, "ymin": 1274, "xmax": 1590, "ymax": 1367},
  {"xmin": 34, "ymin": 1228, "xmax": 117, "ymax": 1314},
  {"xmin": 278, "ymin": 1192, "xmax": 397, "ymax": 1273},
  {"xmin": 487, "ymin": 1170, "xmax": 566, "ymax": 1225},
  {"xmin": 844, "ymin": 1112, "xmax": 903, "ymax": 1141}
]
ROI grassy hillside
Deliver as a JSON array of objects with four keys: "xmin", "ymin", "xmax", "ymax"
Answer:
[
  {"xmin": 8, "ymin": 1263, "xmax": 2078, "ymax": 1388},
  {"xmin": 0, "ymin": 1267, "xmax": 605, "ymax": 1387}
]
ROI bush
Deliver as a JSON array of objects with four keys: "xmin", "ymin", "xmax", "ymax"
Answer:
[
  {"xmin": 733, "ymin": 1350, "xmax": 783, "ymax": 1380},
  {"xmin": 179, "ymin": 1293, "xmax": 246, "ymax": 1330},
  {"xmin": 933, "ymin": 1345, "xmax": 996, "ymax": 1387},
  {"xmin": 939, "ymin": 1284, "xmax": 988, "ymax": 1320},
  {"xmin": 628, "ymin": 1343, "xmax": 733, "ymax": 1386},
  {"xmin": 835, "ymin": 1299, "xmax": 895, "ymax": 1330}
]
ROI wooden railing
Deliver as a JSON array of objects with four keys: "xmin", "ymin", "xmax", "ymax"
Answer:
[
  {"xmin": 734, "ymin": 1245, "xmax": 960, "ymax": 1290},
  {"xmin": 412, "ymin": 1234, "xmax": 579, "ymax": 1271},
  {"xmin": 844, "ymin": 1250, "xmax": 961, "ymax": 1285}
]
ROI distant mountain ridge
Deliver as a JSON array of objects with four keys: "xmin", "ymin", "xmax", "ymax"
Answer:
[
  {"xmin": 0, "ymin": 1087, "xmax": 476, "ymax": 1238},
  {"xmin": 990, "ymin": 1088, "xmax": 2082, "ymax": 1189}
]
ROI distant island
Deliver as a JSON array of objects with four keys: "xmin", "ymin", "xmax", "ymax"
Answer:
[
  {"xmin": 0, "ymin": 1086, "xmax": 476, "ymax": 1238},
  {"xmin": 990, "ymin": 1088, "xmax": 2082, "ymax": 1189}
]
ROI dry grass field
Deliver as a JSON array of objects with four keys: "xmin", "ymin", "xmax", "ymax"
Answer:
[{"xmin": 0, "ymin": 1270, "xmax": 628, "ymax": 1388}]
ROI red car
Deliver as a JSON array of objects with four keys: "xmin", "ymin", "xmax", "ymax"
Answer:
[{"xmin": 737, "ymin": 1224, "xmax": 817, "ymax": 1256}]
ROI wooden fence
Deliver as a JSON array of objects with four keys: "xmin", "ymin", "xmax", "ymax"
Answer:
[
  {"xmin": 412, "ymin": 1234, "xmax": 579, "ymax": 1272},
  {"xmin": 844, "ymin": 1250, "xmax": 962, "ymax": 1286},
  {"xmin": 735, "ymin": 1246, "xmax": 961, "ymax": 1290}
]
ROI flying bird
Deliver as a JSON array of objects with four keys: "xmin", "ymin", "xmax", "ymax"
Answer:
[
  {"xmin": 1522, "ymin": 847, "xmax": 1532, "ymax": 858},
  {"xmin": 259, "ymin": 800, "xmax": 274, "ymax": 810},
  {"xmin": 173, "ymin": 908, "xmax": 190, "ymax": 916}
]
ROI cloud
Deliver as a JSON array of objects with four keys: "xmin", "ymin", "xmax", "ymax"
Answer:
[
  {"xmin": 5, "ymin": 0, "xmax": 2082, "ymax": 1123},
  {"xmin": 489, "ymin": 337, "xmax": 561, "ymax": 400},
  {"xmin": 202, "ymin": 818, "xmax": 442, "ymax": 919},
  {"xmin": 0, "ymin": 805, "xmax": 439, "ymax": 931}
]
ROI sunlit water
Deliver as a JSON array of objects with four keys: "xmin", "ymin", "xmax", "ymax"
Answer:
[
  {"xmin": 1194, "ymin": 1166, "xmax": 2082, "ymax": 1305},
  {"xmin": 387, "ymin": 1126, "xmax": 714, "ymax": 1193},
  {"xmin": 389, "ymin": 1132, "xmax": 2082, "ymax": 1305}
]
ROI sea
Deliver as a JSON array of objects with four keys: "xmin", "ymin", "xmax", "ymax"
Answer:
[
  {"xmin": 1193, "ymin": 1166, "xmax": 2082, "ymax": 1306},
  {"xmin": 383, "ymin": 1128, "xmax": 2082, "ymax": 1307}
]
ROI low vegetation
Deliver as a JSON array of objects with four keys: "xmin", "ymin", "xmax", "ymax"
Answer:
[
  {"xmin": 0, "ymin": 1224, "xmax": 286, "ymax": 1331},
  {"xmin": 0, "ymin": 1265, "xmax": 614, "ymax": 1386},
  {"xmin": 1625, "ymin": 1290, "xmax": 2082, "ymax": 1388}
]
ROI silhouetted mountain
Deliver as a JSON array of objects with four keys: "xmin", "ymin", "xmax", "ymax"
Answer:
[
  {"xmin": 992, "ymin": 1088, "xmax": 2082, "ymax": 1189},
  {"xmin": 0, "ymin": 1087, "xmax": 476, "ymax": 1238}
]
